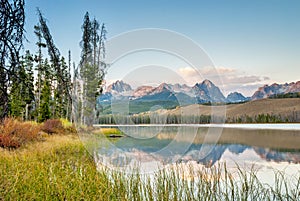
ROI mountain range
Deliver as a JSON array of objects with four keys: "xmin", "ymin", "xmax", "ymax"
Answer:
[
  {"xmin": 251, "ymin": 81, "xmax": 300, "ymax": 100},
  {"xmin": 98, "ymin": 80, "xmax": 300, "ymax": 114}
]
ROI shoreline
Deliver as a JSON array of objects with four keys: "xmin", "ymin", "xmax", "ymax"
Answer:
[{"xmin": 94, "ymin": 123, "xmax": 300, "ymax": 131}]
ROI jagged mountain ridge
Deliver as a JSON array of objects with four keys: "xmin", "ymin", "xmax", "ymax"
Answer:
[
  {"xmin": 100, "ymin": 80, "xmax": 300, "ymax": 106},
  {"xmin": 251, "ymin": 81, "xmax": 300, "ymax": 100},
  {"xmin": 193, "ymin": 80, "xmax": 226, "ymax": 103},
  {"xmin": 106, "ymin": 80, "xmax": 132, "ymax": 94},
  {"xmin": 102, "ymin": 79, "xmax": 231, "ymax": 104},
  {"xmin": 227, "ymin": 92, "xmax": 249, "ymax": 103}
]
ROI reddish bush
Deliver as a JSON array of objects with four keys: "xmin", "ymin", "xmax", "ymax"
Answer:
[
  {"xmin": 0, "ymin": 135, "xmax": 21, "ymax": 149},
  {"xmin": 0, "ymin": 118, "xmax": 40, "ymax": 149},
  {"xmin": 42, "ymin": 119, "xmax": 63, "ymax": 134},
  {"xmin": 15, "ymin": 121, "xmax": 41, "ymax": 143}
]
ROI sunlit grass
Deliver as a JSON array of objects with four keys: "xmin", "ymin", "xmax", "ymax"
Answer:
[
  {"xmin": 60, "ymin": 118, "xmax": 73, "ymax": 128},
  {"xmin": 93, "ymin": 127, "xmax": 124, "ymax": 137},
  {"xmin": 0, "ymin": 134, "xmax": 299, "ymax": 200}
]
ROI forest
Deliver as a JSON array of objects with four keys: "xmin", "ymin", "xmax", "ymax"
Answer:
[
  {"xmin": 0, "ymin": 0, "xmax": 106, "ymax": 126},
  {"xmin": 97, "ymin": 113, "xmax": 298, "ymax": 124}
]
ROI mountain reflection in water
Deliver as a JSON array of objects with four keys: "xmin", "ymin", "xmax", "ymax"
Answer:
[{"xmin": 93, "ymin": 125, "xmax": 300, "ymax": 169}]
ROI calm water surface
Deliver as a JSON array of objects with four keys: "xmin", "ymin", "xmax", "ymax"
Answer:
[{"xmin": 91, "ymin": 124, "xmax": 300, "ymax": 185}]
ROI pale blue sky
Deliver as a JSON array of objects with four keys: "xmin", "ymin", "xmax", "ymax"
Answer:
[{"xmin": 24, "ymin": 0, "xmax": 300, "ymax": 96}]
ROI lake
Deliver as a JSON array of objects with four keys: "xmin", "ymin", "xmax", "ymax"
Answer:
[{"xmin": 90, "ymin": 124, "xmax": 300, "ymax": 185}]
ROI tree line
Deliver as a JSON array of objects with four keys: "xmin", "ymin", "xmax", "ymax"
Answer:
[
  {"xmin": 98, "ymin": 114, "xmax": 215, "ymax": 124},
  {"xmin": 97, "ymin": 112, "xmax": 300, "ymax": 124},
  {"xmin": 226, "ymin": 113, "xmax": 300, "ymax": 123},
  {"xmin": 269, "ymin": 92, "xmax": 300, "ymax": 99},
  {"xmin": 0, "ymin": 0, "xmax": 107, "ymax": 124}
]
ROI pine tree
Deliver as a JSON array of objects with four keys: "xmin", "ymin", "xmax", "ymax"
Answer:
[
  {"xmin": 53, "ymin": 56, "xmax": 69, "ymax": 118},
  {"xmin": 34, "ymin": 24, "xmax": 46, "ymax": 118},
  {"xmin": 66, "ymin": 50, "xmax": 72, "ymax": 121},
  {"xmin": 79, "ymin": 12, "xmax": 93, "ymax": 125},
  {"xmin": 9, "ymin": 51, "xmax": 35, "ymax": 120},
  {"xmin": 80, "ymin": 12, "xmax": 93, "ymax": 67},
  {"xmin": 38, "ymin": 79, "xmax": 51, "ymax": 122},
  {"xmin": 37, "ymin": 8, "xmax": 73, "ymax": 122},
  {"xmin": 77, "ymin": 12, "xmax": 107, "ymax": 126},
  {"xmin": 23, "ymin": 50, "xmax": 35, "ymax": 120},
  {"xmin": 9, "ymin": 65, "xmax": 25, "ymax": 118}
]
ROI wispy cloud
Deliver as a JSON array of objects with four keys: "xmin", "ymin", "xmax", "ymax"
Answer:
[{"xmin": 178, "ymin": 67, "xmax": 199, "ymax": 77}]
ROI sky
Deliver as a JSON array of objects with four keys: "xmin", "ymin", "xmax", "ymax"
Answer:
[{"xmin": 24, "ymin": 0, "xmax": 300, "ymax": 96}]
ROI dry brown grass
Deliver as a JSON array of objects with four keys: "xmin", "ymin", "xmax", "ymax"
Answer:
[
  {"xmin": 0, "ymin": 134, "xmax": 80, "ymax": 159},
  {"xmin": 169, "ymin": 98, "xmax": 300, "ymax": 121}
]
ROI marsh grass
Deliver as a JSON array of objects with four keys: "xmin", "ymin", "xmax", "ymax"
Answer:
[{"xmin": 0, "ymin": 134, "xmax": 299, "ymax": 200}]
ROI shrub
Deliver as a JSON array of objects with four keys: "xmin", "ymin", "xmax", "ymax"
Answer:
[
  {"xmin": 0, "ymin": 135, "xmax": 20, "ymax": 149},
  {"xmin": 0, "ymin": 118, "xmax": 40, "ymax": 149},
  {"xmin": 42, "ymin": 119, "xmax": 64, "ymax": 134}
]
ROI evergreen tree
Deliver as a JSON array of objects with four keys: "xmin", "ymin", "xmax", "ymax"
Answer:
[
  {"xmin": 80, "ymin": 12, "xmax": 93, "ymax": 67},
  {"xmin": 38, "ymin": 79, "xmax": 51, "ymax": 122},
  {"xmin": 79, "ymin": 12, "xmax": 93, "ymax": 125},
  {"xmin": 9, "ymin": 51, "xmax": 35, "ymax": 120},
  {"xmin": 66, "ymin": 50, "xmax": 72, "ymax": 121},
  {"xmin": 23, "ymin": 50, "xmax": 35, "ymax": 120},
  {"xmin": 34, "ymin": 24, "xmax": 46, "ymax": 113},
  {"xmin": 35, "ymin": 9, "xmax": 73, "ymax": 122},
  {"xmin": 53, "ymin": 56, "xmax": 69, "ymax": 119},
  {"xmin": 77, "ymin": 12, "xmax": 107, "ymax": 126},
  {"xmin": 92, "ymin": 18, "xmax": 99, "ymax": 68},
  {"xmin": 9, "ymin": 65, "xmax": 25, "ymax": 118}
]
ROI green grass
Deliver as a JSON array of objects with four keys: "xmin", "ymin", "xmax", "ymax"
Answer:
[
  {"xmin": 92, "ymin": 128, "xmax": 124, "ymax": 137},
  {"xmin": 1, "ymin": 134, "xmax": 300, "ymax": 200},
  {"xmin": 0, "ymin": 135, "xmax": 121, "ymax": 200}
]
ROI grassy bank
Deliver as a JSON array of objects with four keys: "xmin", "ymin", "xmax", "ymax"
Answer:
[
  {"xmin": 0, "ymin": 133, "xmax": 300, "ymax": 200},
  {"xmin": 0, "ymin": 134, "xmax": 117, "ymax": 200}
]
